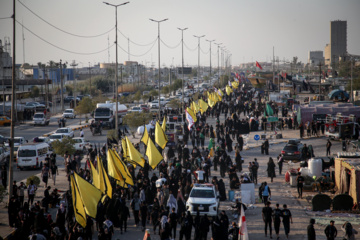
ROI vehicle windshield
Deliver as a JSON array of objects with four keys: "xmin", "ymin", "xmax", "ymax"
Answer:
[
  {"xmin": 14, "ymin": 139, "xmax": 22, "ymax": 143},
  {"xmin": 50, "ymin": 135, "xmax": 62, "ymax": 139},
  {"xmin": 56, "ymin": 129, "xmax": 68, "ymax": 133},
  {"xmin": 190, "ymin": 189, "xmax": 215, "ymax": 198},
  {"xmin": 95, "ymin": 109, "xmax": 110, "ymax": 116},
  {"xmin": 37, "ymin": 138, "xmax": 46, "ymax": 142},
  {"xmin": 34, "ymin": 114, "xmax": 44, "ymax": 118},
  {"xmin": 64, "ymin": 110, "xmax": 72, "ymax": 113},
  {"xmin": 133, "ymin": 107, "xmax": 140, "ymax": 110},
  {"xmin": 284, "ymin": 145, "xmax": 298, "ymax": 151},
  {"xmin": 18, "ymin": 149, "xmax": 36, "ymax": 157},
  {"xmin": 14, "ymin": 146, "xmax": 19, "ymax": 151},
  {"xmin": 74, "ymin": 139, "xmax": 82, "ymax": 143}
]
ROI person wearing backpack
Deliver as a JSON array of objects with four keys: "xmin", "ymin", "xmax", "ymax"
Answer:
[{"xmin": 103, "ymin": 215, "xmax": 114, "ymax": 240}]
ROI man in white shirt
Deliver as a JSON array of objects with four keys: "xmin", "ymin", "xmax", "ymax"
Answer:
[{"xmin": 195, "ymin": 167, "xmax": 205, "ymax": 183}]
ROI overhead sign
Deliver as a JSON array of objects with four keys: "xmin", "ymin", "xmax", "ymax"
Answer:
[{"xmin": 254, "ymin": 134, "xmax": 260, "ymax": 141}]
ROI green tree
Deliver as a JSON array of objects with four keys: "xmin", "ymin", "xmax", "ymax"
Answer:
[
  {"xmin": 150, "ymin": 90, "xmax": 159, "ymax": 97},
  {"xmin": 30, "ymin": 86, "xmax": 40, "ymax": 100},
  {"xmin": 75, "ymin": 97, "xmax": 95, "ymax": 125},
  {"xmin": 123, "ymin": 112, "xmax": 153, "ymax": 138},
  {"xmin": 142, "ymin": 94, "xmax": 149, "ymax": 103},
  {"xmin": 161, "ymin": 86, "xmax": 170, "ymax": 96},
  {"xmin": 51, "ymin": 136, "xmax": 76, "ymax": 155},
  {"xmin": 133, "ymin": 91, "xmax": 142, "ymax": 102},
  {"xmin": 107, "ymin": 129, "xmax": 118, "ymax": 141},
  {"xmin": 65, "ymin": 85, "xmax": 73, "ymax": 96},
  {"xmin": 168, "ymin": 98, "xmax": 182, "ymax": 109}
]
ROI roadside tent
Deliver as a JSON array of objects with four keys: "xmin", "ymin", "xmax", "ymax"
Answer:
[
  {"xmin": 335, "ymin": 156, "xmax": 360, "ymax": 207},
  {"xmin": 328, "ymin": 89, "xmax": 349, "ymax": 100}
]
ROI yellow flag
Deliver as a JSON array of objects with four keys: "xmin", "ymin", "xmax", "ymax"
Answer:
[
  {"xmin": 226, "ymin": 85, "xmax": 233, "ymax": 96},
  {"xmin": 155, "ymin": 121, "xmax": 168, "ymax": 149},
  {"xmin": 198, "ymin": 99, "xmax": 208, "ymax": 114},
  {"xmin": 107, "ymin": 150, "xmax": 123, "ymax": 181},
  {"xmin": 90, "ymin": 161, "xmax": 100, "ymax": 190},
  {"xmin": 161, "ymin": 116, "xmax": 167, "ymax": 132},
  {"xmin": 186, "ymin": 107, "xmax": 197, "ymax": 123},
  {"xmin": 70, "ymin": 175, "xmax": 87, "ymax": 228},
  {"xmin": 208, "ymin": 97, "xmax": 215, "ymax": 108},
  {"xmin": 192, "ymin": 101, "xmax": 200, "ymax": 113},
  {"xmin": 74, "ymin": 172, "xmax": 102, "ymax": 219},
  {"xmin": 146, "ymin": 137, "xmax": 164, "ymax": 170},
  {"xmin": 125, "ymin": 136, "xmax": 145, "ymax": 167},
  {"xmin": 98, "ymin": 156, "xmax": 113, "ymax": 199},
  {"xmin": 141, "ymin": 126, "xmax": 149, "ymax": 146},
  {"xmin": 121, "ymin": 138, "xmax": 128, "ymax": 161},
  {"xmin": 231, "ymin": 81, "xmax": 239, "ymax": 89},
  {"xmin": 109, "ymin": 149, "xmax": 134, "ymax": 186},
  {"xmin": 209, "ymin": 148, "xmax": 214, "ymax": 157}
]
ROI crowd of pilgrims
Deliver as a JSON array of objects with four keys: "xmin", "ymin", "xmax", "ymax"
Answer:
[{"xmin": 7, "ymin": 88, "xmax": 302, "ymax": 240}]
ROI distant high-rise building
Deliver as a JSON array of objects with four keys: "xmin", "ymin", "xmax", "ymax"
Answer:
[
  {"xmin": 324, "ymin": 20, "xmax": 347, "ymax": 66},
  {"xmin": 308, "ymin": 51, "xmax": 324, "ymax": 66}
]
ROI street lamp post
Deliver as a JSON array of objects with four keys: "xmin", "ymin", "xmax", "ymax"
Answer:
[
  {"xmin": 215, "ymin": 43, "xmax": 222, "ymax": 86},
  {"xmin": 206, "ymin": 39, "xmax": 215, "ymax": 83},
  {"xmin": 104, "ymin": 1, "xmax": 129, "ymax": 136},
  {"xmin": 150, "ymin": 18, "xmax": 168, "ymax": 119},
  {"xmin": 194, "ymin": 35, "xmax": 205, "ymax": 91},
  {"xmin": 178, "ymin": 27, "xmax": 187, "ymax": 112}
]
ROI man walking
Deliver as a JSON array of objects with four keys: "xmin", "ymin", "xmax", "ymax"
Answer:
[
  {"xmin": 281, "ymin": 204, "xmax": 293, "ymax": 239},
  {"xmin": 307, "ymin": 218, "xmax": 316, "ymax": 240},
  {"xmin": 326, "ymin": 139, "xmax": 332, "ymax": 156},
  {"xmin": 296, "ymin": 172, "xmax": 305, "ymax": 199},
  {"xmin": 273, "ymin": 203, "xmax": 282, "ymax": 240},
  {"xmin": 262, "ymin": 201, "xmax": 273, "ymax": 239}
]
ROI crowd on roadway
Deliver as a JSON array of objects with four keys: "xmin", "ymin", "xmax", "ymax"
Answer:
[{"xmin": 2, "ymin": 86, "xmax": 358, "ymax": 240}]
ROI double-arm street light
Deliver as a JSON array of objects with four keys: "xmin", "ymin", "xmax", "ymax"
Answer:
[
  {"xmin": 103, "ymin": 1, "xmax": 129, "ymax": 135},
  {"xmin": 193, "ymin": 35, "xmax": 205, "ymax": 91},
  {"xmin": 178, "ymin": 27, "xmax": 187, "ymax": 112},
  {"xmin": 150, "ymin": 18, "xmax": 168, "ymax": 119},
  {"xmin": 214, "ymin": 43, "xmax": 222, "ymax": 86},
  {"xmin": 206, "ymin": 39, "xmax": 215, "ymax": 83}
]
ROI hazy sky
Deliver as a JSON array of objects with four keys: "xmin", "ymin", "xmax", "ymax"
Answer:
[{"xmin": 0, "ymin": 0, "xmax": 359, "ymax": 68}]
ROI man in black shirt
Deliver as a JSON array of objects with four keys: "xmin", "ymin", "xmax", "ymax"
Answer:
[
  {"xmin": 168, "ymin": 207, "xmax": 178, "ymax": 239},
  {"xmin": 307, "ymin": 218, "xmax": 316, "ymax": 240},
  {"xmin": 324, "ymin": 220, "xmax": 337, "ymax": 240},
  {"xmin": 281, "ymin": 204, "xmax": 293, "ymax": 239},
  {"xmin": 272, "ymin": 203, "xmax": 282, "ymax": 240},
  {"xmin": 262, "ymin": 201, "xmax": 273, "ymax": 238},
  {"xmin": 296, "ymin": 172, "xmax": 305, "ymax": 198}
]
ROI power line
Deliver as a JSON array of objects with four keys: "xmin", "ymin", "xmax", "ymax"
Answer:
[
  {"xmin": 184, "ymin": 41, "xmax": 197, "ymax": 52},
  {"xmin": 18, "ymin": 0, "xmax": 114, "ymax": 38},
  {"xmin": 116, "ymin": 40, "xmax": 157, "ymax": 57},
  {"xmin": 118, "ymin": 29, "xmax": 157, "ymax": 46},
  {"xmin": 160, "ymin": 39, "xmax": 181, "ymax": 49},
  {"xmin": 200, "ymin": 46, "xmax": 210, "ymax": 54},
  {"xmin": 16, "ymin": 20, "xmax": 114, "ymax": 55}
]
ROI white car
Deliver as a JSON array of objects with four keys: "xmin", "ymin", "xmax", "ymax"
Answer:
[
  {"xmin": 54, "ymin": 127, "xmax": 74, "ymax": 138},
  {"xmin": 49, "ymin": 134, "xmax": 64, "ymax": 143},
  {"xmin": 5, "ymin": 137, "xmax": 27, "ymax": 148},
  {"xmin": 73, "ymin": 137, "xmax": 90, "ymax": 153},
  {"xmin": 186, "ymin": 183, "xmax": 219, "ymax": 217},
  {"xmin": 150, "ymin": 100, "xmax": 160, "ymax": 108},
  {"xmin": 129, "ymin": 106, "xmax": 143, "ymax": 113},
  {"xmin": 62, "ymin": 109, "xmax": 76, "ymax": 118}
]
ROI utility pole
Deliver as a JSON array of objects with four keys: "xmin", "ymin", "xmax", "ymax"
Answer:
[
  {"xmin": 318, "ymin": 62, "xmax": 322, "ymax": 96},
  {"xmin": 178, "ymin": 27, "xmax": 187, "ymax": 112},
  {"xmin": 215, "ymin": 43, "xmax": 222, "ymax": 86},
  {"xmin": 8, "ymin": 0, "xmax": 16, "ymax": 201},
  {"xmin": 60, "ymin": 59, "xmax": 64, "ymax": 111},
  {"xmin": 272, "ymin": 46, "xmax": 275, "ymax": 92},
  {"xmin": 350, "ymin": 57, "xmax": 353, "ymax": 103},
  {"xmin": 194, "ymin": 35, "xmax": 205, "ymax": 91},
  {"xmin": 206, "ymin": 39, "xmax": 215, "ymax": 82},
  {"xmin": 70, "ymin": 61, "xmax": 78, "ymax": 108},
  {"xmin": 88, "ymin": 62, "xmax": 92, "ymax": 96},
  {"xmin": 150, "ymin": 18, "xmax": 168, "ymax": 119}
]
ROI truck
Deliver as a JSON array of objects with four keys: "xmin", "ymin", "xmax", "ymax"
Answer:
[
  {"xmin": 325, "ymin": 114, "xmax": 359, "ymax": 140},
  {"xmin": 94, "ymin": 101, "xmax": 128, "ymax": 129}
]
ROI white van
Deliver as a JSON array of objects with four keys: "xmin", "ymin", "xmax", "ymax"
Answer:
[
  {"xmin": 17, "ymin": 142, "xmax": 50, "ymax": 170},
  {"xmin": 33, "ymin": 112, "xmax": 50, "ymax": 126}
]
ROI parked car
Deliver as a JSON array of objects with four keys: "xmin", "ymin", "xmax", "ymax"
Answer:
[
  {"xmin": 54, "ymin": 127, "xmax": 74, "ymax": 138},
  {"xmin": 281, "ymin": 139, "xmax": 304, "ymax": 162},
  {"xmin": 139, "ymin": 104, "xmax": 149, "ymax": 112},
  {"xmin": 186, "ymin": 183, "xmax": 219, "ymax": 217},
  {"xmin": 5, "ymin": 137, "xmax": 27, "ymax": 161},
  {"xmin": 39, "ymin": 101, "xmax": 53, "ymax": 107},
  {"xmin": 73, "ymin": 137, "xmax": 90, "ymax": 153},
  {"xmin": 0, "ymin": 116, "xmax": 11, "ymax": 126},
  {"xmin": 129, "ymin": 106, "xmax": 143, "ymax": 113},
  {"xmin": 24, "ymin": 102, "xmax": 44, "ymax": 109},
  {"xmin": 49, "ymin": 134, "xmax": 64, "ymax": 143},
  {"xmin": 17, "ymin": 142, "xmax": 50, "ymax": 170},
  {"xmin": 62, "ymin": 109, "xmax": 76, "ymax": 118}
]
